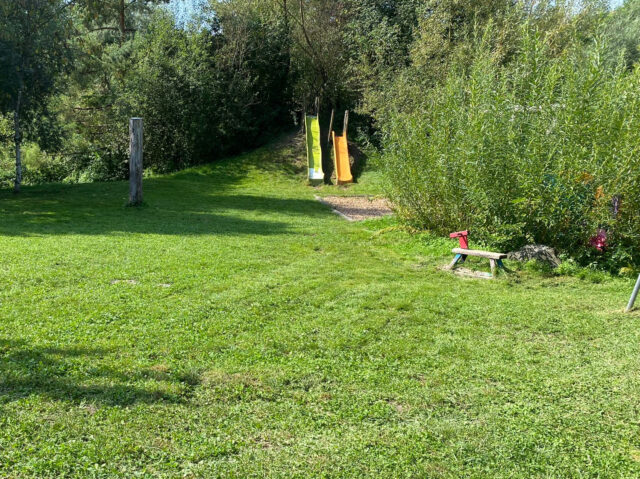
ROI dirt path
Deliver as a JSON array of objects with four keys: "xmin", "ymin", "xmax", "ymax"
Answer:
[{"xmin": 316, "ymin": 195, "xmax": 393, "ymax": 221}]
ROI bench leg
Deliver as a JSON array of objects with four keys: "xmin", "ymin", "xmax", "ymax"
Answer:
[
  {"xmin": 449, "ymin": 254, "xmax": 466, "ymax": 270},
  {"xmin": 496, "ymin": 259, "xmax": 511, "ymax": 274},
  {"xmin": 490, "ymin": 259, "xmax": 497, "ymax": 278}
]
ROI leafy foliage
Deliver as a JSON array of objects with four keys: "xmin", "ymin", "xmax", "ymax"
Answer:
[
  {"xmin": 0, "ymin": 0, "xmax": 73, "ymax": 190},
  {"xmin": 605, "ymin": 0, "xmax": 640, "ymax": 67},
  {"xmin": 379, "ymin": 22, "xmax": 640, "ymax": 268},
  {"xmin": 126, "ymin": 8, "xmax": 292, "ymax": 173},
  {"xmin": 55, "ymin": 1, "xmax": 292, "ymax": 180}
]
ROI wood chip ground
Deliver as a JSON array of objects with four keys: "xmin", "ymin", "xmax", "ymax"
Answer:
[{"xmin": 316, "ymin": 196, "xmax": 393, "ymax": 221}]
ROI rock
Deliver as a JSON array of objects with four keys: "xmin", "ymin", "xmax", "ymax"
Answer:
[{"xmin": 508, "ymin": 244, "xmax": 561, "ymax": 268}]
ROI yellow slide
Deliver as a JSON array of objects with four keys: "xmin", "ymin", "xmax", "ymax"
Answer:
[
  {"xmin": 305, "ymin": 115, "xmax": 324, "ymax": 183},
  {"xmin": 332, "ymin": 131, "xmax": 353, "ymax": 185}
]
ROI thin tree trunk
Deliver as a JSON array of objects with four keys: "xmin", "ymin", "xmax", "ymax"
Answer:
[
  {"xmin": 118, "ymin": 0, "xmax": 126, "ymax": 44},
  {"xmin": 13, "ymin": 88, "xmax": 22, "ymax": 194}
]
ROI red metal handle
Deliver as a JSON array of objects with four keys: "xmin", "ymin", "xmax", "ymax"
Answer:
[{"xmin": 449, "ymin": 230, "xmax": 469, "ymax": 249}]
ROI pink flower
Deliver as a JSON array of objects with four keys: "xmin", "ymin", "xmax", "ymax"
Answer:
[{"xmin": 589, "ymin": 229, "xmax": 607, "ymax": 252}]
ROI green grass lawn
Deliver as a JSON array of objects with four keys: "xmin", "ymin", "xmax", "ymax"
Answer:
[{"xmin": 1, "ymin": 138, "xmax": 640, "ymax": 478}]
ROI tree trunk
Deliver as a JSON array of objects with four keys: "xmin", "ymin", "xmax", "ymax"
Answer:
[
  {"xmin": 13, "ymin": 88, "xmax": 22, "ymax": 194},
  {"xmin": 118, "ymin": 0, "xmax": 126, "ymax": 44}
]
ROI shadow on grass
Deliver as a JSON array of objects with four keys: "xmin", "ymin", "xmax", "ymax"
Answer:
[
  {"xmin": 0, "ymin": 162, "xmax": 330, "ymax": 238},
  {"xmin": 0, "ymin": 339, "xmax": 198, "ymax": 406},
  {"xmin": 349, "ymin": 142, "xmax": 369, "ymax": 183}
]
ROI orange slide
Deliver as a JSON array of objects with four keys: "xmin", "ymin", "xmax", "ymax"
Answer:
[{"xmin": 332, "ymin": 131, "xmax": 353, "ymax": 185}]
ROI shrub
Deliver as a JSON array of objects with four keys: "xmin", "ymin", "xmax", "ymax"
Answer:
[
  {"xmin": 122, "ymin": 10, "xmax": 292, "ymax": 174},
  {"xmin": 379, "ymin": 24, "xmax": 640, "ymax": 269}
]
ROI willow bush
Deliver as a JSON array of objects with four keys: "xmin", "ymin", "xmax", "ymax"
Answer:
[{"xmin": 380, "ymin": 26, "xmax": 640, "ymax": 269}]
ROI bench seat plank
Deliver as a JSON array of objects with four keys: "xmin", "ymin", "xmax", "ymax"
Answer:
[{"xmin": 452, "ymin": 248, "xmax": 507, "ymax": 260}]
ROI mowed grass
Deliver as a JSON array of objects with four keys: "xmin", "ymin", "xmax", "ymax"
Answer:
[{"xmin": 1, "ymin": 138, "xmax": 640, "ymax": 478}]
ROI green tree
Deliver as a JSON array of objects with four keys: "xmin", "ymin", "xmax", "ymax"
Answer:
[
  {"xmin": 125, "ymin": 5, "xmax": 292, "ymax": 172},
  {"xmin": 55, "ymin": 0, "xmax": 168, "ymax": 179},
  {"xmin": 0, "ymin": 0, "xmax": 72, "ymax": 192},
  {"xmin": 62, "ymin": 3, "xmax": 294, "ymax": 178}
]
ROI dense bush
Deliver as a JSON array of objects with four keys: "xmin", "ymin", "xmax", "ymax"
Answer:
[
  {"xmin": 380, "ymin": 25, "xmax": 640, "ymax": 268},
  {"xmin": 121, "ymin": 9, "xmax": 291, "ymax": 174},
  {"xmin": 57, "ymin": 8, "xmax": 292, "ymax": 180}
]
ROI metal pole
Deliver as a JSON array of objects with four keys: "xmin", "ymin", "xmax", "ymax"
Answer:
[{"xmin": 626, "ymin": 274, "xmax": 640, "ymax": 312}]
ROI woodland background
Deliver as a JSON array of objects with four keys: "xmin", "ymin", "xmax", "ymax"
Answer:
[{"xmin": 2, "ymin": 0, "xmax": 640, "ymax": 267}]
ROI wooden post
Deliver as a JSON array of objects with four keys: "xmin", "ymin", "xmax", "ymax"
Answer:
[
  {"xmin": 327, "ymin": 109, "xmax": 335, "ymax": 144},
  {"xmin": 129, "ymin": 118, "xmax": 143, "ymax": 206},
  {"xmin": 343, "ymin": 110, "xmax": 349, "ymax": 137}
]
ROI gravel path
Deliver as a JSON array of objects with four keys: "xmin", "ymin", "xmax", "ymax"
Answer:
[{"xmin": 316, "ymin": 195, "xmax": 393, "ymax": 221}]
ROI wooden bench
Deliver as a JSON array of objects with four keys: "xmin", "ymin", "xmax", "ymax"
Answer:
[
  {"xmin": 449, "ymin": 248, "xmax": 507, "ymax": 277},
  {"xmin": 448, "ymin": 231, "xmax": 507, "ymax": 278}
]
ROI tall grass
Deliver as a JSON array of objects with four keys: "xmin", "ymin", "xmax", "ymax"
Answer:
[{"xmin": 380, "ymin": 25, "xmax": 640, "ymax": 269}]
